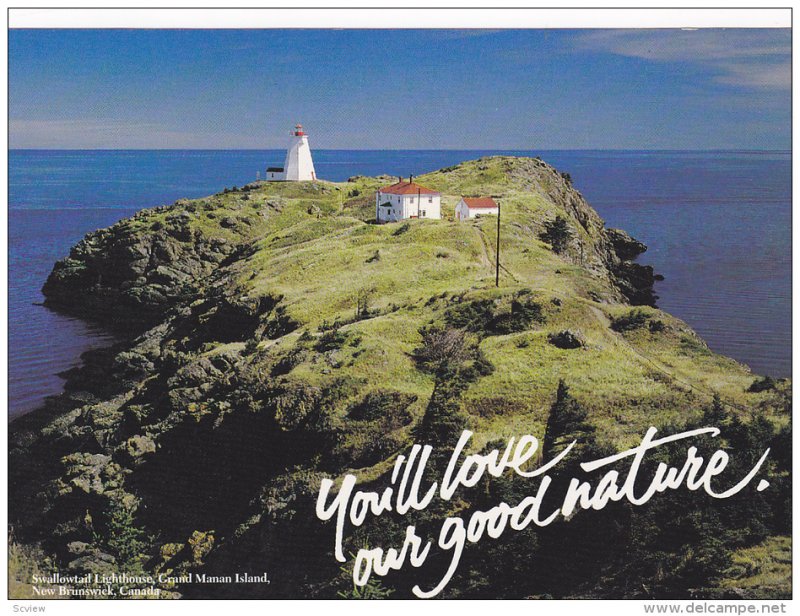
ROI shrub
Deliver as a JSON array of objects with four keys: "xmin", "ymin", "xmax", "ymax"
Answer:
[
  {"xmin": 747, "ymin": 375, "xmax": 777, "ymax": 393},
  {"xmin": 548, "ymin": 329, "xmax": 585, "ymax": 349},
  {"xmin": 610, "ymin": 309, "xmax": 650, "ymax": 332},
  {"xmin": 392, "ymin": 222, "xmax": 410, "ymax": 236},
  {"xmin": 413, "ymin": 327, "xmax": 470, "ymax": 374},
  {"xmin": 539, "ymin": 215, "xmax": 572, "ymax": 254},
  {"xmin": 319, "ymin": 318, "xmax": 343, "ymax": 332},
  {"xmin": 8, "ymin": 538, "xmax": 54, "ymax": 600},
  {"xmin": 417, "ymin": 378, "xmax": 469, "ymax": 446},
  {"xmin": 271, "ymin": 347, "xmax": 306, "ymax": 377},
  {"xmin": 272, "ymin": 381, "xmax": 323, "ymax": 430},
  {"xmin": 347, "ymin": 390, "xmax": 417, "ymax": 422},
  {"xmin": 102, "ymin": 500, "xmax": 149, "ymax": 570},
  {"xmin": 338, "ymin": 564, "xmax": 394, "ymax": 599},
  {"xmin": 243, "ymin": 338, "xmax": 261, "ymax": 355},
  {"xmin": 315, "ymin": 328, "xmax": 349, "ymax": 352},
  {"xmin": 444, "ymin": 299, "xmax": 496, "ymax": 332},
  {"xmin": 492, "ymin": 291, "xmax": 545, "ymax": 334},
  {"xmin": 346, "ymin": 430, "xmax": 406, "ymax": 469},
  {"xmin": 355, "ymin": 288, "xmax": 374, "ymax": 320},
  {"xmin": 263, "ymin": 306, "xmax": 300, "ymax": 339},
  {"xmin": 543, "ymin": 380, "xmax": 595, "ymax": 462},
  {"xmin": 445, "ymin": 291, "xmax": 544, "ymax": 335}
]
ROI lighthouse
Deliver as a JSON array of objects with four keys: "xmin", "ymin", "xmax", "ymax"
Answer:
[
  {"xmin": 265, "ymin": 124, "xmax": 317, "ymax": 182},
  {"xmin": 283, "ymin": 124, "xmax": 316, "ymax": 181}
]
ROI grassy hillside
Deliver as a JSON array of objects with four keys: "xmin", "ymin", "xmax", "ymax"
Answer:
[
  {"xmin": 11, "ymin": 156, "xmax": 791, "ymax": 599},
  {"xmin": 713, "ymin": 536, "xmax": 792, "ymax": 599}
]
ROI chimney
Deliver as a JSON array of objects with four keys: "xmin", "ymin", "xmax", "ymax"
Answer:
[
  {"xmin": 398, "ymin": 176, "xmax": 402, "ymax": 183},
  {"xmin": 410, "ymin": 174, "xmax": 414, "ymax": 183}
]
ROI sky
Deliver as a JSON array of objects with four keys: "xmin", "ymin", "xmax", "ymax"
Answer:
[{"xmin": 8, "ymin": 28, "xmax": 791, "ymax": 150}]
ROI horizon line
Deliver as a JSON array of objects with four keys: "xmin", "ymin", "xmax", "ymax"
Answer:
[{"xmin": 9, "ymin": 147, "xmax": 791, "ymax": 153}]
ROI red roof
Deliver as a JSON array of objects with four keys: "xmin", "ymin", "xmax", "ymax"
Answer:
[
  {"xmin": 378, "ymin": 181, "xmax": 440, "ymax": 195},
  {"xmin": 463, "ymin": 197, "xmax": 498, "ymax": 209}
]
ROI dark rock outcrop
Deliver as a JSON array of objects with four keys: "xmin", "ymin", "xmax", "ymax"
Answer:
[
  {"xmin": 613, "ymin": 261, "xmax": 659, "ymax": 307},
  {"xmin": 607, "ymin": 227, "xmax": 647, "ymax": 261},
  {"xmin": 42, "ymin": 217, "xmax": 236, "ymax": 332}
]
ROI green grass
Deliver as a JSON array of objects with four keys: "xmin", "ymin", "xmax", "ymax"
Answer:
[
  {"xmin": 8, "ymin": 538, "xmax": 63, "ymax": 600},
  {"xmin": 715, "ymin": 536, "xmax": 791, "ymax": 598},
  {"xmin": 123, "ymin": 155, "xmax": 786, "ymax": 458}
]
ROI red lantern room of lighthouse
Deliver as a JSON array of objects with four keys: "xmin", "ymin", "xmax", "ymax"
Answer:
[{"xmin": 293, "ymin": 124, "xmax": 306, "ymax": 136}]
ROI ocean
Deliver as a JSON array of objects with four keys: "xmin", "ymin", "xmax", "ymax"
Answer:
[{"xmin": 8, "ymin": 149, "xmax": 792, "ymax": 419}]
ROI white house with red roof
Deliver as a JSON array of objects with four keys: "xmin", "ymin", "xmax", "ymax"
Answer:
[
  {"xmin": 375, "ymin": 177, "xmax": 441, "ymax": 223},
  {"xmin": 455, "ymin": 197, "xmax": 499, "ymax": 221}
]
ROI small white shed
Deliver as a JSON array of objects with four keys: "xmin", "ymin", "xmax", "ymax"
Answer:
[{"xmin": 455, "ymin": 197, "xmax": 499, "ymax": 221}]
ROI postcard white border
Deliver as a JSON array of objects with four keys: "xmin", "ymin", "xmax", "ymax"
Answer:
[
  {"xmin": 2, "ymin": 4, "xmax": 796, "ymax": 616},
  {"xmin": 7, "ymin": 7, "xmax": 793, "ymax": 30}
]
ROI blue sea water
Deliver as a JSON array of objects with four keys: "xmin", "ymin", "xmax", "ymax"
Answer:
[{"xmin": 8, "ymin": 149, "xmax": 792, "ymax": 419}]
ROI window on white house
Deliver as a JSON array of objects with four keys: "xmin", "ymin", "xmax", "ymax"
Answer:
[
  {"xmin": 428, "ymin": 197, "xmax": 433, "ymax": 203},
  {"xmin": 422, "ymin": 210, "xmax": 426, "ymax": 217}
]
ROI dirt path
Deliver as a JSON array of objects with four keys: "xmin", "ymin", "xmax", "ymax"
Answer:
[
  {"xmin": 475, "ymin": 226, "xmax": 492, "ymax": 269},
  {"xmin": 475, "ymin": 226, "xmax": 520, "ymax": 284}
]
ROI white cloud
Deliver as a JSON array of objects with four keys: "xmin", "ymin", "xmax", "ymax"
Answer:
[
  {"xmin": 714, "ymin": 60, "xmax": 791, "ymax": 88},
  {"xmin": 9, "ymin": 118, "xmax": 270, "ymax": 149},
  {"xmin": 574, "ymin": 29, "xmax": 790, "ymax": 89}
]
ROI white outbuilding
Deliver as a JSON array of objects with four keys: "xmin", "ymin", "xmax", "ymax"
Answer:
[
  {"xmin": 455, "ymin": 197, "xmax": 499, "ymax": 221},
  {"xmin": 376, "ymin": 178, "xmax": 441, "ymax": 223},
  {"xmin": 266, "ymin": 167, "xmax": 285, "ymax": 181},
  {"xmin": 266, "ymin": 124, "xmax": 317, "ymax": 181}
]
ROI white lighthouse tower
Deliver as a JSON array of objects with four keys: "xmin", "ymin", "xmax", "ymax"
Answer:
[{"xmin": 282, "ymin": 124, "xmax": 316, "ymax": 181}]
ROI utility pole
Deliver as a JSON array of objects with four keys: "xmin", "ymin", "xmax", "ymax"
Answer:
[{"xmin": 495, "ymin": 199, "xmax": 501, "ymax": 287}]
